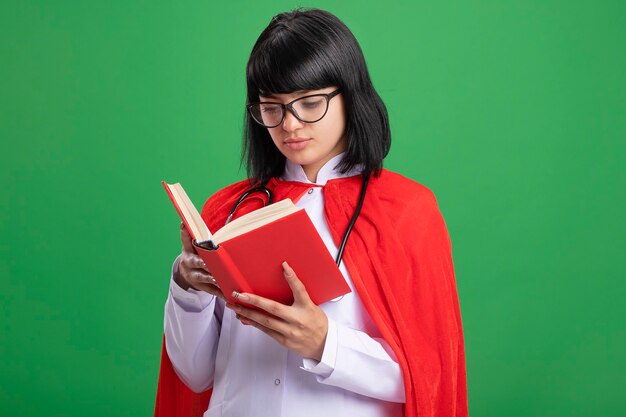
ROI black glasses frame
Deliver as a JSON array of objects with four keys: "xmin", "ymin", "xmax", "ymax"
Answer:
[{"xmin": 247, "ymin": 88, "xmax": 342, "ymax": 128}]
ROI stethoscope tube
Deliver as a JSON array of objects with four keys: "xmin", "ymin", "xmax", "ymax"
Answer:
[
  {"xmin": 224, "ymin": 185, "xmax": 273, "ymax": 226},
  {"xmin": 334, "ymin": 173, "xmax": 369, "ymax": 267}
]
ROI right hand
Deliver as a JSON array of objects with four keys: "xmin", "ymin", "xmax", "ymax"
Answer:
[{"xmin": 175, "ymin": 222, "xmax": 224, "ymax": 299}]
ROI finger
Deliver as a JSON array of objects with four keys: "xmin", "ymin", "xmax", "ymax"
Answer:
[
  {"xmin": 282, "ymin": 262, "xmax": 311, "ymax": 305},
  {"xmin": 228, "ymin": 302, "xmax": 290, "ymax": 334},
  {"xmin": 188, "ymin": 270, "xmax": 215, "ymax": 285},
  {"xmin": 180, "ymin": 223, "xmax": 195, "ymax": 252},
  {"xmin": 230, "ymin": 292, "xmax": 288, "ymax": 320},
  {"xmin": 192, "ymin": 255, "xmax": 209, "ymax": 271},
  {"xmin": 181, "ymin": 253, "xmax": 209, "ymax": 273}
]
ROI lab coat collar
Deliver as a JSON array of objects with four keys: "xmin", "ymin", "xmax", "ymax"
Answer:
[{"xmin": 282, "ymin": 153, "xmax": 363, "ymax": 186}]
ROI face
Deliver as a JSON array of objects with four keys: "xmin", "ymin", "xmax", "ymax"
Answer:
[{"xmin": 259, "ymin": 87, "xmax": 347, "ymax": 182}]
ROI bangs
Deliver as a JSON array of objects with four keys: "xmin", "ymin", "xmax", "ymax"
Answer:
[{"xmin": 246, "ymin": 26, "xmax": 339, "ymax": 97}]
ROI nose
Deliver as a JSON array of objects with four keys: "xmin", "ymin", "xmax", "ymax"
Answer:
[{"xmin": 281, "ymin": 108, "xmax": 304, "ymax": 132}]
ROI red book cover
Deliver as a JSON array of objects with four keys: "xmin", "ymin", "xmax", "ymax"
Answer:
[{"xmin": 194, "ymin": 209, "xmax": 351, "ymax": 305}]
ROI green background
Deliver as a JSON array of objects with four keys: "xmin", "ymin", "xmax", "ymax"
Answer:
[{"xmin": 1, "ymin": 1, "xmax": 624, "ymax": 416}]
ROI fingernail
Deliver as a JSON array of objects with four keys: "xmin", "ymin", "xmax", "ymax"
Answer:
[{"xmin": 282, "ymin": 262, "xmax": 293, "ymax": 277}]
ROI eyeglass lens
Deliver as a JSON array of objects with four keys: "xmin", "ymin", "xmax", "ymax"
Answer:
[{"xmin": 249, "ymin": 95, "xmax": 329, "ymax": 127}]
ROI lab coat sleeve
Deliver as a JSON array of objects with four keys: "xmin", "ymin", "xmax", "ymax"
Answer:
[
  {"xmin": 164, "ymin": 257, "xmax": 223, "ymax": 393},
  {"xmin": 301, "ymin": 318, "xmax": 405, "ymax": 403}
]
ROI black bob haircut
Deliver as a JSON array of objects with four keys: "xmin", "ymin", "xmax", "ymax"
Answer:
[{"xmin": 243, "ymin": 8, "xmax": 391, "ymax": 183}]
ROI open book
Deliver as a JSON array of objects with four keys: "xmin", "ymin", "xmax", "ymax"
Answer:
[{"xmin": 162, "ymin": 181, "xmax": 351, "ymax": 305}]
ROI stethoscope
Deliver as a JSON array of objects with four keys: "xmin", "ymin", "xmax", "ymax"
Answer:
[{"xmin": 225, "ymin": 174, "xmax": 370, "ymax": 269}]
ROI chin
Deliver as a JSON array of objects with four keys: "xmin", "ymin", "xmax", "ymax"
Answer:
[
  {"xmin": 291, "ymin": 154, "xmax": 320, "ymax": 166},
  {"xmin": 281, "ymin": 149, "xmax": 312, "ymax": 164}
]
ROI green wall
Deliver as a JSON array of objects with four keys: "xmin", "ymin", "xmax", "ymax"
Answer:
[{"xmin": 1, "ymin": 1, "xmax": 624, "ymax": 416}]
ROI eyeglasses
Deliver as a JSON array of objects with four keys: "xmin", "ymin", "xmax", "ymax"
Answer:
[{"xmin": 247, "ymin": 88, "xmax": 342, "ymax": 128}]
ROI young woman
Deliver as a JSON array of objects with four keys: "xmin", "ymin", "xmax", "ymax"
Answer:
[{"xmin": 155, "ymin": 8, "xmax": 467, "ymax": 417}]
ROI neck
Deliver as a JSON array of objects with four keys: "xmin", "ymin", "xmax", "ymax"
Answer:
[{"xmin": 303, "ymin": 165, "xmax": 320, "ymax": 183}]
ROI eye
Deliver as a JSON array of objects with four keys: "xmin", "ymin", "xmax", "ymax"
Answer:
[
  {"xmin": 300, "ymin": 99, "xmax": 323, "ymax": 109},
  {"xmin": 261, "ymin": 105, "xmax": 281, "ymax": 114}
]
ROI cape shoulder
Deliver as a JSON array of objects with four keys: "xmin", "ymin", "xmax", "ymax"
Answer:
[
  {"xmin": 363, "ymin": 169, "xmax": 444, "ymax": 228},
  {"xmin": 374, "ymin": 169, "xmax": 440, "ymax": 208},
  {"xmin": 375, "ymin": 169, "xmax": 452, "ymax": 250}
]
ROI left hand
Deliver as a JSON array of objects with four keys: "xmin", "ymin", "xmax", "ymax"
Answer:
[{"xmin": 225, "ymin": 261, "xmax": 328, "ymax": 361}]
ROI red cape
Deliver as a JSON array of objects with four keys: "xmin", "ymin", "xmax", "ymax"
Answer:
[{"xmin": 155, "ymin": 169, "xmax": 468, "ymax": 417}]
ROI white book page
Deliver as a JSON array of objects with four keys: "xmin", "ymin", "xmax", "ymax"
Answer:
[
  {"xmin": 213, "ymin": 199, "xmax": 299, "ymax": 244},
  {"xmin": 168, "ymin": 183, "xmax": 212, "ymax": 243}
]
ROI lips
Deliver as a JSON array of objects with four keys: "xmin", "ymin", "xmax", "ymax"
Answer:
[
  {"xmin": 283, "ymin": 137, "xmax": 311, "ymax": 150},
  {"xmin": 284, "ymin": 137, "xmax": 311, "ymax": 144}
]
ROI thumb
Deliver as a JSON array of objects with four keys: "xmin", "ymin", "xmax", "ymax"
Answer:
[
  {"xmin": 180, "ymin": 222, "xmax": 195, "ymax": 252},
  {"xmin": 283, "ymin": 262, "xmax": 311, "ymax": 305}
]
